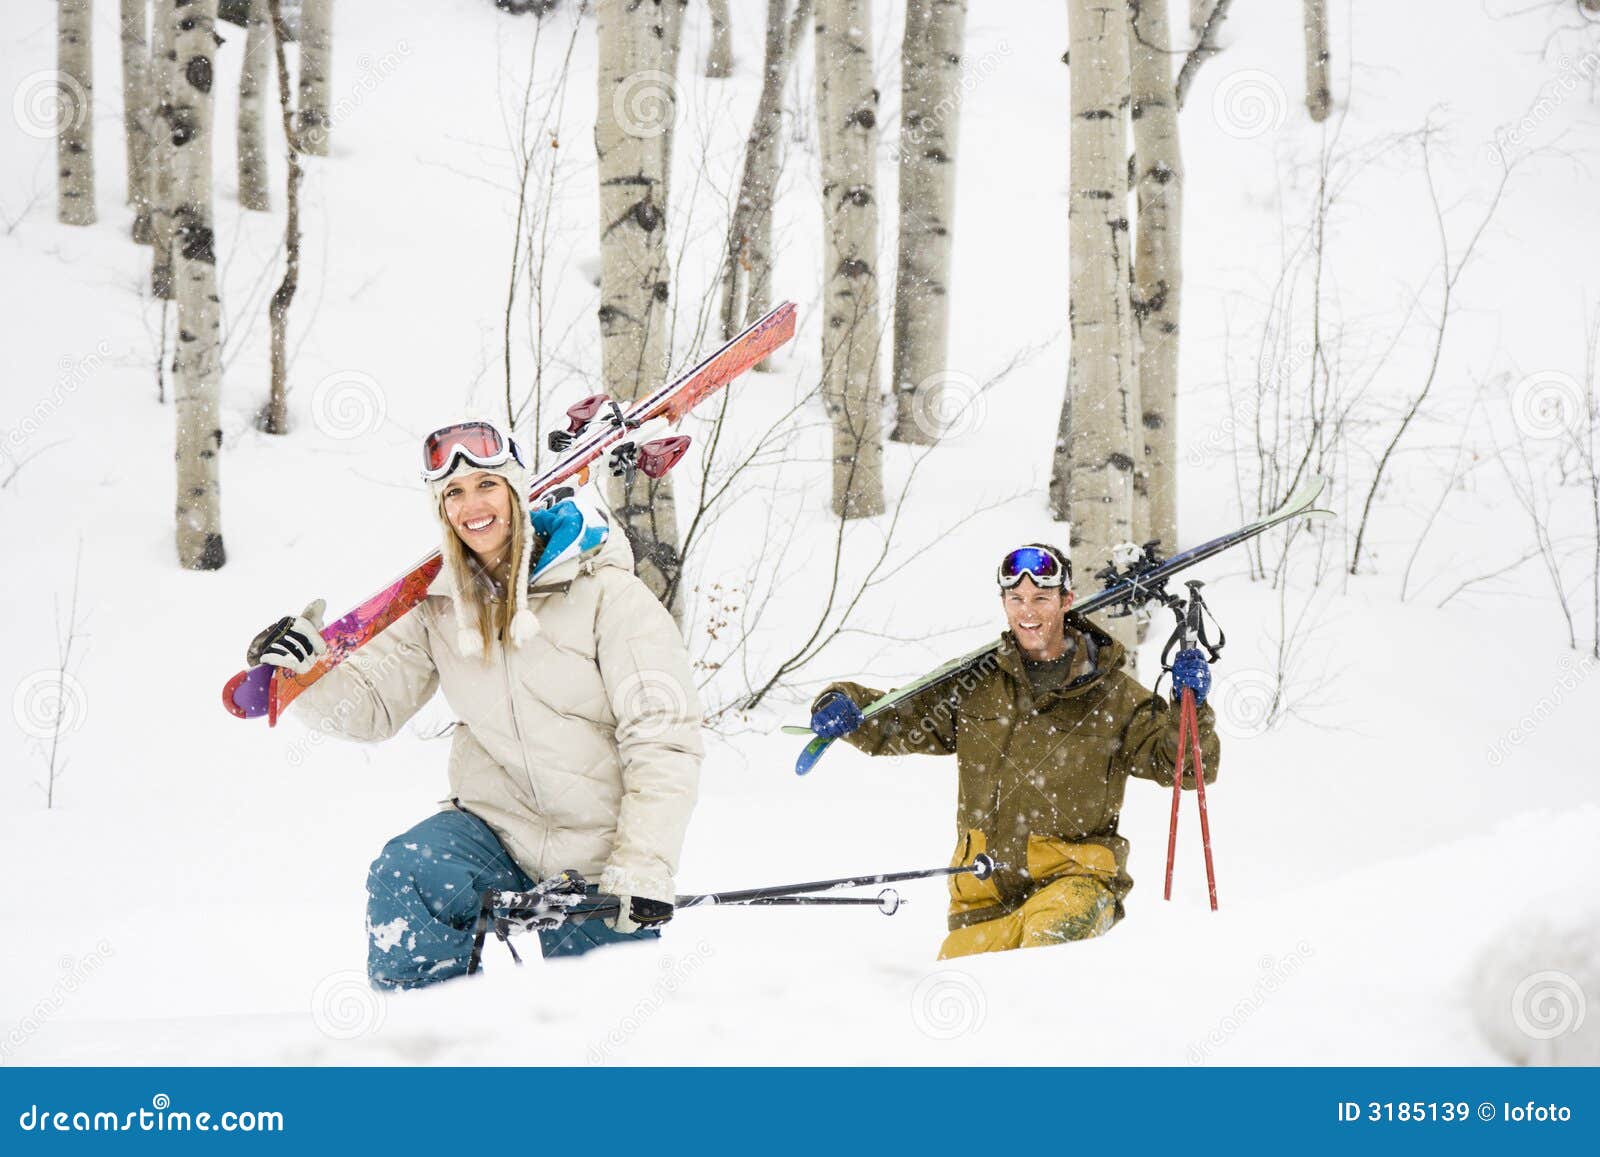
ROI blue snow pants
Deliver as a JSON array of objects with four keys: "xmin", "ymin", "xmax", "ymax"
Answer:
[{"xmin": 365, "ymin": 807, "xmax": 660, "ymax": 990}]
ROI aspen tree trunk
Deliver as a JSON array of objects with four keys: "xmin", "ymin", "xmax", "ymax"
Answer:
[
  {"xmin": 706, "ymin": 0, "xmax": 734, "ymax": 77},
  {"xmin": 595, "ymin": 0, "xmax": 684, "ymax": 614},
  {"xmin": 297, "ymin": 0, "xmax": 333, "ymax": 155},
  {"xmin": 58, "ymin": 0, "xmax": 96, "ymax": 226},
  {"xmin": 1188, "ymin": 0, "xmax": 1211, "ymax": 41},
  {"xmin": 1303, "ymin": 0, "xmax": 1330, "ymax": 122},
  {"xmin": 890, "ymin": 0, "xmax": 967, "ymax": 445},
  {"xmin": 121, "ymin": 0, "xmax": 156, "ymax": 239},
  {"xmin": 1129, "ymin": 0, "xmax": 1182, "ymax": 555},
  {"xmin": 173, "ymin": 0, "xmax": 226, "ymax": 570},
  {"xmin": 720, "ymin": 0, "xmax": 810, "ymax": 341},
  {"xmin": 150, "ymin": 0, "xmax": 177, "ymax": 296},
  {"xmin": 815, "ymin": 0, "xmax": 885, "ymax": 519},
  {"xmin": 263, "ymin": 0, "xmax": 302, "ymax": 436},
  {"xmin": 238, "ymin": 0, "xmax": 271, "ymax": 211},
  {"xmin": 1053, "ymin": 0, "xmax": 1137, "ymax": 647},
  {"xmin": 1175, "ymin": 0, "xmax": 1233, "ymax": 109},
  {"xmin": 658, "ymin": 0, "xmax": 687, "ymax": 213}
]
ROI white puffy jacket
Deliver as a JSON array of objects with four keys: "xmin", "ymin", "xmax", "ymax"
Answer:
[{"xmin": 293, "ymin": 522, "xmax": 702, "ymax": 905}]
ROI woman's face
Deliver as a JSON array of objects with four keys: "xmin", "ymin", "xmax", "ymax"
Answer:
[{"xmin": 441, "ymin": 470, "xmax": 514, "ymax": 563}]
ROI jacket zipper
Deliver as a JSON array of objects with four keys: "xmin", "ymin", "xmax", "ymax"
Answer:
[{"xmin": 500, "ymin": 639, "xmax": 543, "ymax": 814}]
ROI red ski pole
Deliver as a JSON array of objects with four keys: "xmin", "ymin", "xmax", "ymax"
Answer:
[
  {"xmin": 1162, "ymin": 691, "xmax": 1190, "ymax": 901},
  {"xmin": 1185, "ymin": 690, "xmax": 1219, "ymax": 910},
  {"xmin": 1163, "ymin": 686, "xmax": 1219, "ymax": 909}
]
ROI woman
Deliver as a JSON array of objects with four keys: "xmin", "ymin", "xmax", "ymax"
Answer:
[{"xmin": 245, "ymin": 419, "xmax": 702, "ymax": 989}]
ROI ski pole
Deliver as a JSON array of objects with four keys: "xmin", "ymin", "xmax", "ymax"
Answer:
[
  {"xmin": 468, "ymin": 887, "xmax": 909, "ymax": 973},
  {"xmin": 482, "ymin": 854, "xmax": 994, "ymax": 917},
  {"xmin": 1187, "ymin": 692, "xmax": 1219, "ymax": 910},
  {"xmin": 675, "ymin": 853, "xmax": 996, "ymax": 908},
  {"xmin": 1163, "ymin": 687, "xmax": 1218, "ymax": 910},
  {"xmin": 496, "ymin": 887, "xmax": 906, "ymax": 927}
]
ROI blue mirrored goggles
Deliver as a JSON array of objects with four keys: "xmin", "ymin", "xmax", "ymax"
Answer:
[{"xmin": 997, "ymin": 546, "xmax": 1068, "ymax": 590}]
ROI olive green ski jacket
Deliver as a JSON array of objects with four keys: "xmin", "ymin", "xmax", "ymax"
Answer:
[{"xmin": 817, "ymin": 613, "xmax": 1221, "ymax": 914}]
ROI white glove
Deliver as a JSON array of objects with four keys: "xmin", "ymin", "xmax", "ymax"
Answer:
[
  {"xmin": 610, "ymin": 894, "xmax": 673, "ymax": 935},
  {"xmin": 246, "ymin": 599, "xmax": 328, "ymax": 675}
]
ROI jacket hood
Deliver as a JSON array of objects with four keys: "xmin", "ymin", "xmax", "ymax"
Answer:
[
  {"xmin": 996, "ymin": 611, "xmax": 1127, "ymax": 700},
  {"xmin": 527, "ymin": 486, "xmax": 634, "ymax": 590}
]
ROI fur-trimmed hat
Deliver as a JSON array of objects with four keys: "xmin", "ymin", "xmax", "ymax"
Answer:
[{"xmin": 427, "ymin": 433, "xmax": 539, "ymax": 657}]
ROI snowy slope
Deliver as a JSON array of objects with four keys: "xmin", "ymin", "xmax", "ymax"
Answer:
[{"xmin": 3, "ymin": 0, "xmax": 1599, "ymax": 1066}]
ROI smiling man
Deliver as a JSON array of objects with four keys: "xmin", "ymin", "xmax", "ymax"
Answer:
[{"xmin": 808, "ymin": 543, "xmax": 1221, "ymax": 959}]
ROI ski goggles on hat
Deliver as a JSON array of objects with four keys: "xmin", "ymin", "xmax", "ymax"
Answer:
[
  {"xmin": 420, "ymin": 421, "xmax": 527, "ymax": 482},
  {"xmin": 996, "ymin": 546, "xmax": 1069, "ymax": 590}
]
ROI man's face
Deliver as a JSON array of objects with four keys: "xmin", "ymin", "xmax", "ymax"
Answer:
[{"xmin": 1001, "ymin": 578, "xmax": 1073, "ymax": 658}]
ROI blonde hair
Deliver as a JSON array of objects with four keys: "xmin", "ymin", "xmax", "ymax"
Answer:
[{"xmin": 440, "ymin": 490, "xmax": 528, "ymax": 656}]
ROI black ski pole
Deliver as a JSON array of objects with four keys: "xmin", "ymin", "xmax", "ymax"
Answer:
[
  {"xmin": 468, "ymin": 855, "xmax": 998, "ymax": 972},
  {"xmin": 481, "ymin": 854, "xmax": 992, "ymax": 918},
  {"xmin": 674, "ymin": 853, "xmax": 996, "ymax": 908}
]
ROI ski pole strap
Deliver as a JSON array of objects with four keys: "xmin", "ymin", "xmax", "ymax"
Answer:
[
  {"xmin": 467, "ymin": 890, "xmax": 495, "ymax": 976},
  {"xmin": 1158, "ymin": 583, "xmax": 1225, "ymax": 689}
]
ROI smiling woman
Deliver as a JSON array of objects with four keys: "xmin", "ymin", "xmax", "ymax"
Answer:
[
  {"xmin": 438, "ymin": 469, "xmax": 526, "ymax": 655},
  {"xmin": 239, "ymin": 417, "xmax": 704, "ymax": 989}
]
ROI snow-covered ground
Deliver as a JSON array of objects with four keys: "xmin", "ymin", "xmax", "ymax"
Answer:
[{"xmin": 3, "ymin": 0, "xmax": 1599, "ymax": 1065}]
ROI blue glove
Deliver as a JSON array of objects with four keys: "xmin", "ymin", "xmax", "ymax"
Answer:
[
  {"xmin": 1171, "ymin": 648, "xmax": 1212, "ymax": 706},
  {"xmin": 810, "ymin": 691, "xmax": 865, "ymax": 739}
]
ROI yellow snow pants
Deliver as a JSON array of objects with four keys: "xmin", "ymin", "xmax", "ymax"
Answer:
[{"xmin": 938, "ymin": 830, "xmax": 1120, "ymax": 959}]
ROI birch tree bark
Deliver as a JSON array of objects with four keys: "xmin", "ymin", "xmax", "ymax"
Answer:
[
  {"xmin": 263, "ymin": 0, "xmax": 303, "ymax": 435},
  {"xmin": 150, "ymin": 0, "xmax": 178, "ymax": 296},
  {"xmin": 596, "ymin": 0, "xmax": 684, "ymax": 614},
  {"xmin": 1175, "ymin": 0, "xmax": 1233, "ymax": 110},
  {"xmin": 57, "ymin": 0, "xmax": 96, "ymax": 226},
  {"xmin": 173, "ymin": 0, "xmax": 226, "ymax": 570},
  {"xmin": 815, "ymin": 0, "xmax": 885, "ymax": 519},
  {"xmin": 1129, "ymin": 0, "xmax": 1182, "ymax": 555},
  {"xmin": 238, "ymin": 0, "xmax": 271, "ymax": 211},
  {"xmin": 890, "ymin": 0, "xmax": 967, "ymax": 445},
  {"xmin": 1303, "ymin": 0, "xmax": 1330, "ymax": 122},
  {"xmin": 658, "ymin": 0, "xmax": 687, "ymax": 213},
  {"xmin": 121, "ymin": 0, "xmax": 156, "ymax": 239},
  {"xmin": 706, "ymin": 0, "xmax": 734, "ymax": 77},
  {"xmin": 720, "ymin": 0, "xmax": 810, "ymax": 341},
  {"xmin": 297, "ymin": 0, "xmax": 333, "ymax": 155},
  {"xmin": 1188, "ymin": 0, "xmax": 1211, "ymax": 42},
  {"xmin": 1053, "ymin": 0, "xmax": 1137, "ymax": 646}
]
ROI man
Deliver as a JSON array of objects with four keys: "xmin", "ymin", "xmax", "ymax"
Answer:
[{"xmin": 808, "ymin": 543, "xmax": 1220, "ymax": 959}]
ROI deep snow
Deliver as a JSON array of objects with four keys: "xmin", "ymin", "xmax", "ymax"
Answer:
[{"xmin": 2, "ymin": 0, "xmax": 1599, "ymax": 1065}]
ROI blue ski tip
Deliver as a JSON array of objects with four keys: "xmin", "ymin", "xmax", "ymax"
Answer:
[{"xmin": 795, "ymin": 734, "xmax": 834, "ymax": 776}]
